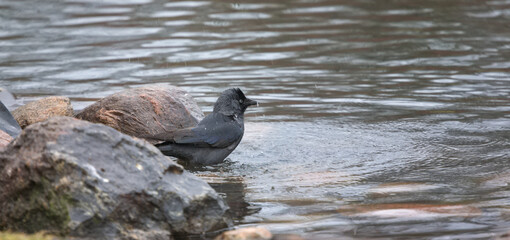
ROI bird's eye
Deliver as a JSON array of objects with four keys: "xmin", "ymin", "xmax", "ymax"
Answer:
[{"xmin": 239, "ymin": 99, "xmax": 244, "ymax": 104}]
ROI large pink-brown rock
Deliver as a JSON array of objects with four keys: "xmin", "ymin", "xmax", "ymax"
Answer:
[
  {"xmin": 75, "ymin": 85, "xmax": 204, "ymax": 144},
  {"xmin": 12, "ymin": 96, "xmax": 73, "ymax": 128},
  {"xmin": 0, "ymin": 130, "xmax": 12, "ymax": 148}
]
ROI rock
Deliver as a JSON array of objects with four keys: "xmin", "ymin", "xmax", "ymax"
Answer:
[
  {"xmin": 0, "ymin": 101, "xmax": 21, "ymax": 137},
  {"xmin": 12, "ymin": 96, "xmax": 73, "ymax": 128},
  {"xmin": 367, "ymin": 182, "xmax": 442, "ymax": 197},
  {"xmin": 498, "ymin": 231, "xmax": 510, "ymax": 240},
  {"xmin": 214, "ymin": 227, "xmax": 272, "ymax": 240},
  {"xmin": 0, "ymin": 130, "xmax": 13, "ymax": 149},
  {"xmin": 337, "ymin": 203, "xmax": 481, "ymax": 219},
  {"xmin": 75, "ymin": 85, "xmax": 204, "ymax": 144},
  {"xmin": 0, "ymin": 117, "xmax": 232, "ymax": 239},
  {"xmin": 0, "ymin": 231, "xmax": 56, "ymax": 240},
  {"xmin": 0, "ymin": 88, "xmax": 17, "ymax": 110},
  {"xmin": 272, "ymin": 234, "xmax": 306, "ymax": 240},
  {"xmin": 123, "ymin": 229, "xmax": 171, "ymax": 240}
]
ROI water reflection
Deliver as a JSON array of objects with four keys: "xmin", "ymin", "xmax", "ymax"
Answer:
[
  {"xmin": 1, "ymin": 0, "xmax": 510, "ymax": 238},
  {"xmin": 197, "ymin": 173, "xmax": 259, "ymax": 222}
]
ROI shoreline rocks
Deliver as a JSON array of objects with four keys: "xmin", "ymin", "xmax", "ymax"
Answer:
[
  {"xmin": 214, "ymin": 227, "xmax": 272, "ymax": 240},
  {"xmin": 12, "ymin": 96, "xmax": 73, "ymax": 129},
  {"xmin": 0, "ymin": 88, "xmax": 17, "ymax": 110},
  {"xmin": 75, "ymin": 86, "xmax": 204, "ymax": 144},
  {"xmin": 0, "ymin": 117, "xmax": 232, "ymax": 239},
  {"xmin": 0, "ymin": 231, "xmax": 56, "ymax": 240},
  {"xmin": 213, "ymin": 227, "xmax": 306, "ymax": 240},
  {"xmin": 0, "ymin": 100, "xmax": 21, "ymax": 137},
  {"xmin": 0, "ymin": 130, "xmax": 12, "ymax": 149}
]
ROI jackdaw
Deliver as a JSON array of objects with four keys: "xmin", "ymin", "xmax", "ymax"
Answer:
[{"xmin": 151, "ymin": 88, "xmax": 257, "ymax": 165}]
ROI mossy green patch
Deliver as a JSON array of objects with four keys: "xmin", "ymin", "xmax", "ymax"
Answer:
[{"xmin": 7, "ymin": 178, "xmax": 71, "ymax": 235}]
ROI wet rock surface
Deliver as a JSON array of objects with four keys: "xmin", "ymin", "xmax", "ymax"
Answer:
[
  {"xmin": 0, "ymin": 100, "xmax": 21, "ymax": 137},
  {"xmin": 0, "ymin": 117, "xmax": 232, "ymax": 239},
  {"xmin": 0, "ymin": 88, "xmax": 17, "ymax": 110},
  {"xmin": 214, "ymin": 227, "xmax": 272, "ymax": 240},
  {"xmin": 0, "ymin": 130, "xmax": 12, "ymax": 148},
  {"xmin": 12, "ymin": 96, "xmax": 73, "ymax": 129},
  {"xmin": 75, "ymin": 85, "xmax": 204, "ymax": 144},
  {"xmin": 272, "ymin": 234, "xmax": 306, "ymax": 240}
]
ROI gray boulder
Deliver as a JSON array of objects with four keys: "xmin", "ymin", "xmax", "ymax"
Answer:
[
  {"xmin": 0, "ymin": 117, "xmax": 232, "ymax": 239},
  {"xmin": 75, "ymin": 85, "xmax": 204, "ymax": 144}
]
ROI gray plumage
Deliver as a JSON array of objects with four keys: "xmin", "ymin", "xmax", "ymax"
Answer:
[{"xmin": 153, "ymin": 88, "xmax": 257, "ymax": 165}]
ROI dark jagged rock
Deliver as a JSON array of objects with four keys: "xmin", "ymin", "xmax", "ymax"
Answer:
[
  {"xmin": 0, "ymin": 100, "xmax": 21, "ymax": 137},
  {"xmin": 75, "ymin": 85, "xmax": 204, "ymax": 144},
  {"xmin": 0, "ymin": 117, "xmax": 232, "ymax": 239},
  {"xmin": 0, "ymin": 88, "xmax": 17, "ymax": 111},
  {"xmin": 12, "ymin": 96, "xmax": 74, "ymax": 129}
]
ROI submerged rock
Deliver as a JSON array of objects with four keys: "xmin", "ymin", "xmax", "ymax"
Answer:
[
  {"xmin": 12, "ymin": 96, "xmax": 73, "ymax": 128},
  {"xmin": 497, "ymin": 231, "xmax": 510, "ymax": 240},
  {"xmin": 0, "ymin": 117, "xmax": 231, "ymax": 239},
  {"xmin": 272, "ymin": 234, "xmax": 306, "ymax": 240},
  {"xmin": 75, "ymin": 85, "xmax": 204, "ymax": 144},
  {"xmin": 214, "ymin": 227, "xmax": 272, "ymax": 240},
  {"xmin": 337, "ymin": 203, "xmax": 481, "ymax": 219}
]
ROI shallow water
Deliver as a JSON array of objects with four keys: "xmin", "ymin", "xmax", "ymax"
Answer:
[{"xmin": 1, "ymin": 0, "xmax": 510, "ymax": 239}]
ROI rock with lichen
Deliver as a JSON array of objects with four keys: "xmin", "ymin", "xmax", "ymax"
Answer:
[
  {"xmin": 0, "ymin": 117, "xmax": 232, "ymax": 239},
  {"xmin": 12, "ymin": 96, "xmax": 74, "ymax": 128},
  {"xmin": 75, "ymin": 85, "xmax": 204, "ymax": 144}
]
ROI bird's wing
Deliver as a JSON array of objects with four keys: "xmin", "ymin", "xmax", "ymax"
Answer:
[
  {"xmin": 172, "ymin": 121, "xmax": 242, "ymax": 148},
  {"xmin": 150, "ymin": 113, "xmax": 243, "ymax": 148}
]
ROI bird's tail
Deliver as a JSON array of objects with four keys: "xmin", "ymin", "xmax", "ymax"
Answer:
[{"xmin": 155, "ymin": 143, "xmax": 192, "ymax": 161}]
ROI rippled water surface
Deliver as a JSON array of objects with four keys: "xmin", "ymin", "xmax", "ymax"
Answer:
[{"xmin": 1, "ymin": 0, "xmax": 510, "ymax": 239}]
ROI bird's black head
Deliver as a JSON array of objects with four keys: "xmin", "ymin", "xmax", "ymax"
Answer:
[{"xmin": 213, "ymin": 88, "xmax": 257, "ymax": 116}]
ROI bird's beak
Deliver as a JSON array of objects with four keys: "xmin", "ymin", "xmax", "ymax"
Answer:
[{"xmin": 245, "ymin": 98, "xmax": 258, "ymax": 107}]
